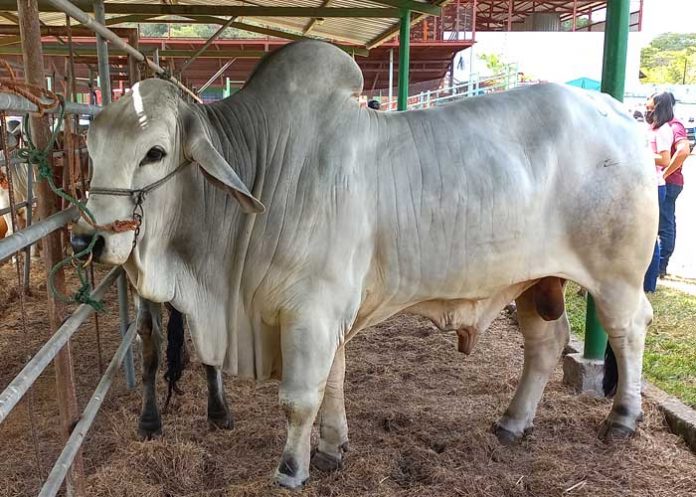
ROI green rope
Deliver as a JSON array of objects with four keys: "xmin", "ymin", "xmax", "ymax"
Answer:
[{"xmin": 17, "ymin": 100, "xmax": 104, "ymax": 311}]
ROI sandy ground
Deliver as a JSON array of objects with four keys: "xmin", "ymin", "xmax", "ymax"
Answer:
[{"xmin": 1, "ymin": 260, "xmax": 696, "ymax": 497}]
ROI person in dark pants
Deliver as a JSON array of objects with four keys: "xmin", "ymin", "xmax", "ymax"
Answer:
[
  {"xmin": 643, "ymin": 93, "xmax": 672, "ymax": 292},
  {"xmin": 651, "ymin": 92, "xmax": 691, "ymax": 277}
]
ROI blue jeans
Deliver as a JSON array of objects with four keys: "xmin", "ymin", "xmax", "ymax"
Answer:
[
  {"xmin": 645, "ymin": 185, "xmax": 667, "ymax": 292},
  {"xmin": 658, "ymin": 183, "xmax": 683, "ymax": 274}
]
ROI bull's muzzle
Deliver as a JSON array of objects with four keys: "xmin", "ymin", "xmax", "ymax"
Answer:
[{"xmin": 70, "ymin": 233, "xmax": 105, "ymax": 261}]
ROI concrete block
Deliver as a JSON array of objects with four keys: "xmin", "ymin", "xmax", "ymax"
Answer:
[
  {"xmin": 562, "ymin": 352, "xmax": 604, "ymax": 397},
  {"xmin": 643, "ymin": 384, "xmax": 696, "ymax": 453}
]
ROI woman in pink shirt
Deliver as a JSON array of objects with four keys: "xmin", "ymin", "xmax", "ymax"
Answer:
[
  {"xmin": 643, "ymin": 93, "xmax": 673, "ymax": 291},
  {"xmin": 652, "ymin": 92, "xmax": 691, "ymax": 277}
]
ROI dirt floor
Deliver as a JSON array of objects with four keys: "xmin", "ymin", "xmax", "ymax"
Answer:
[{"xmin": 1, "ymin": 260, "xmax": 696, "ymax": 497}]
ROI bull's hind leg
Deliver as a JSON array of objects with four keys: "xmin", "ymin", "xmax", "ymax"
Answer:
[
  {"xmin": 137, "ymin": 300, "xmax": 164, "ymax": 439},
  {"xmin": 275, "ymin": 312, "xmax": 340, "ymax": 488},
  {"xmin": 205, "ymin": 365, "xmax": 233, "ymax": 430},
  {"xmin": 593, "ymin": 286, "xmax": 652, "ymax": 438},
  {"xmin": 311, "ymin": 345, "xmax": 349, "ymax": 472},
  {"xmin": 494, "ymin": 285, "xmax": 570, "ymax": 444}
]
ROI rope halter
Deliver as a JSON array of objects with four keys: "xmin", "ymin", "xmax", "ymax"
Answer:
[{"xmin": 87, "ymin": 159, "xmax": 192, "ymax": 244}]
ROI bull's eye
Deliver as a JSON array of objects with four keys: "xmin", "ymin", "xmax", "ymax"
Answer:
[{"xmin": 141, "ymin": 146, "xmax": 166, "ymax": 165}]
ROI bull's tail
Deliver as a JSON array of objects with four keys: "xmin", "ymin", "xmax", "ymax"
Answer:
[
  {"xmin": 163, "ymin": 304, "xmax": 185, "ymax": 411},
  {"xmin": 603, "ymin": 342, "xmax": 618, "ymax": 397}
]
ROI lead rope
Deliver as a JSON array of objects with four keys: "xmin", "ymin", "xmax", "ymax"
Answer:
[{"xmin": 0, "ymin": 61, "xmax": 122, "ymax": 311}]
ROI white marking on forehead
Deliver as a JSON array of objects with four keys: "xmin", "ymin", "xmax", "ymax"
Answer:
[{"xmin": 132, "ymin": 84, "xmax": 149, "ymax": 129}]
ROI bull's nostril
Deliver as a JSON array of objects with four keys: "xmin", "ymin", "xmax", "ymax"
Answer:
[
  {"xmin": 70, "ymin": 234, "xmax": 105, "ymax": 260},
  {"xmin": 92, "ymin": 235, "xmax": 105, "ymax": 259}
]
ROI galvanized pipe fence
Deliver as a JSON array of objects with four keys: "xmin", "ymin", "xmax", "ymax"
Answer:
[
  {"xmin": 377, "ymin": 65, "xmax": 522, "ymax": 111},
  {"xmin": 0, "ymin": 90, "xmax": 137, "ymax": 497}
]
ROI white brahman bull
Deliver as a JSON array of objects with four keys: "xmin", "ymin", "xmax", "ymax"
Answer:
[{"xmin": 71, "ymin": 41, "xmax": 656, "ymax": 488}]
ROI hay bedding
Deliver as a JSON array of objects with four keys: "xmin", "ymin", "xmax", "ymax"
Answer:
[{"xmin": 1, "ymin": 261, "xmax": 696, "ymax": 497}]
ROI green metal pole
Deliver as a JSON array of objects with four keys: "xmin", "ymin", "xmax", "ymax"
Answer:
[
  {"xmin": 397, "ymin": 9, "xmax": 410, "ymax": 111},
  {"xmin": 584, "ymin": 0, "xmax": 630, "ymax": 361},
  {"xmin": 600, "ymin": 0, "xmax": 630, "ymax": 100}
]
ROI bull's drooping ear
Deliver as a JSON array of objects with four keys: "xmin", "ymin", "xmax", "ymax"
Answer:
[
  {"xmin": 187, "ymin": 137, "xmax": 265, "ymax": 213},
  {"xmin": 183, "ymin": 109, "xmax": 264, "ymax": 214}
]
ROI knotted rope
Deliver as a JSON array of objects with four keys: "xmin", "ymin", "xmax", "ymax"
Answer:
[{"xmin": 1, "ymin": 63, "xmax": 124, "ymax": 310}]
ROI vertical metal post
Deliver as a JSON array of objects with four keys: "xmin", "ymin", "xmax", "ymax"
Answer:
[
  {"xmin": 472, "ymin": 0, "xmax": 477, "ymax": 41},
  {"xmin": 117, "ymin": 274, "xmax": 135, "ymax": 389},
  {"xmin": 388, "ymin": 48, "xmax": 394, "ymax": 110},
  {"xmin": 600, "ymin": 0, "xmax": 630, "ymax": 100},
  {"xmin": 583, "ymin": 0, "xmax": 631, "ymax": 361},
  {"xmin": 92, "ymin": 0, "xmax": 135, "ymax": 385},
  {"xmin": 507, "ymin": 0, "xmax": 513, "ymax": 31},
  {"xmin": 88, "ymin": 68, "xmax": 95, "ymax": 105},
  {"xmin": 17, "ymin": 1, "xmax": 86, "ymax": 495},
  {"xmin": 572, "ymin": 0, "xmax": 577, "ymax": 31},
  {"xmin": 397, "ymin": 10, "xmax": 411, "ymax": 111},
  {"xmin": 22, "ymin": 161, "xmax": 33, "ymax": 292},
  {"xmin": 93, "ymin": 0, "xmax": 111, "ymax": 104}
]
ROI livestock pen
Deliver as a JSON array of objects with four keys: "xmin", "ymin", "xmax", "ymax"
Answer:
[{"xmin": 2, "ymin": 1, "xmax": 696, "ymax": 496}]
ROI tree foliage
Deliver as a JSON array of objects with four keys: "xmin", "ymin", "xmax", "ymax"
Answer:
[
  {"xmin": 641, "ymin": 33, "xmax": 696, "ymax": 84},
  {"xmin": 561, "ymin": 16, "xmax": 590, "ymax": 31},
  {"xmin": 138, "ymin": 23, "xmax": 265, "ymax": 39},
  {"xmin": 478, "ymin": 53, "xmax": 507, "ymax": 74}
]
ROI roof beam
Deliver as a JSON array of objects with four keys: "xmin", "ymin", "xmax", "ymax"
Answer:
[
  {"xmin": 179, "ymin": 15, "xmax": 370, "ymax": 57},
  {"xmin": 303, "ymin": 0, "xmax": 332, "ymax": 35},
  {"xmin": 368, "ymin": 0, "xmax": 451, "ymax": 48},
  {"xmin": 103, "ymin": 14, "xmax": 160, "ymax": 26},
  {"xmin": 0, "ymin": 12, "xmax": 19, "ymax": 24},
  {"xmin": 0, "ymin": 45, "xmax": 267, "ymax": 58},
  {"xmin": 177, "ymin": 16, "xmax": 236, "ymax": 77},
  {"xmin": 0, "ymin": 2, "xmax": 406, "ymax": 18},
  {"xmin": 0, "ymin": 34, "xmax": 19, "ymax": 46},
  {"xmin": 363, "ymin": 0, "xmax": 440, "ymax": 16},
  {"xmin": 0, "ymin": 25, "xmax": 135, "ymax": 36}
]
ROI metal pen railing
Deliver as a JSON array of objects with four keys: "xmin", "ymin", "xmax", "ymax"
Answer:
[
  {"xmin": 378, "ymin": 65, "xmax": 522, "ymax": 112},
  {"xmin": 0, "ymin": 89, "xmax": 137, "ymax": 496}
]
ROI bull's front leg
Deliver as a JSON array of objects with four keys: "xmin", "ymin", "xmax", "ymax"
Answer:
[
  {"xmin": 137, "ymin": 299, "xmax": 164, "ymax": 439},
  {"xmin": 311, "ymin": 345, "xmax": 349, "ymax": 472},
  {"xmin": 494, "ymin": 286, "xmax": 569, "ymax": 443},
  {"xmin": 204, "ymin": 365, "xmax": 234, "ymax": 429},
  {"xmin": 275, "ymin": 313, "xmax": 340, "ymax": 489}
]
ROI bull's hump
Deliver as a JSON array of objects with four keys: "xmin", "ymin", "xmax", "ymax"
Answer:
[{"xmin": 244, "ymin": 41, "xmax": 363, "ymax": 101}]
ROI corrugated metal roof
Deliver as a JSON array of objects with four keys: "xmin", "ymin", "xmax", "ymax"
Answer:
[
  {"xmin": 32, "ymin": 0, "xmax": 428, "ymax": 47},
  {"xmin": 26, "ymin": 1, "xmax": 617, "ymax": 46}
]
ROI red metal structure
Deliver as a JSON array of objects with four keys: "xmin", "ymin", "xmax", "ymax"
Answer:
[{"xmin": 0, "ymin": 0, "xmax": 644, "ymax": 98}]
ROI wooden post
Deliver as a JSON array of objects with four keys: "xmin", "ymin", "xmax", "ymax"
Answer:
[
  {"xmin": 16, "ymin": 1, "xmax": 85, "ymax": 496},
  {"xmin": 127, "ymin": 29, "xmax": 140, "ymax": 86}
]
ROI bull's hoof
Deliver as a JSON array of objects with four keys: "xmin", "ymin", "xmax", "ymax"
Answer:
[
  {"xmin": 275, "ymin": 472, "xmax": 308, "ymax": 489},
  {"xmin": 275, "ymin": 455, "xmax": 308, "ymax": 489},
  {"xmin": 598, "ymin": 420, "xmax": 635, "ymax": 441},
  {"xmin": 492, "ymin": 423, "xmax": 523, "ymax": 445},
  {"xmin": 138, "ymin": 418, "xmax": 162, "ymax": 440},
  {"xmin": 207, "ymin": 411, "xmax": 234, "ymax": 431},
  {"xmin": 311, "ymin": 450, "xmax": 343, "ymax": 472}
]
